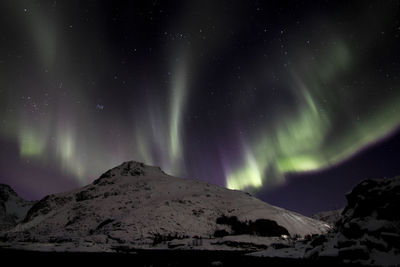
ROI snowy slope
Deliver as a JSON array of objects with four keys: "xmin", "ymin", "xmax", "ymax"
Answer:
[
  {"xmin": 1, "ymin": 161, "xmax": 330, "ymax": 250},
  {"xmin": 0, "ymin": 184, "xmax": 35, "ymax": 231},
  {"xmin": 312, "ymin": 209, "xmax": 343, "ymax": 226}
]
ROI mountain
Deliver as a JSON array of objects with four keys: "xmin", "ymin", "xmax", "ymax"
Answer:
[
  {"xmin": 0, "ymin": 184, "xmax": 35, "ymax": 231},
  {"xmin": 312, "ymin": 209, "xmax": 343, "ymax": 226},
  {"xmin": 308, "ymin": 176, "xmax": 400, "ymax": 265},
  {"xmin": 251, "ymin": 176, "xmax": 400, "ymax": 266},
  {"xmin": 0, "ymin": 161, "xmax": 330, "ymax": 252}
]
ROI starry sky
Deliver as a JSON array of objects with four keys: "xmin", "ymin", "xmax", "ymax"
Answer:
[{"xmin": 1, "ymin": 0, "xmax": 400, "ymax": 216}]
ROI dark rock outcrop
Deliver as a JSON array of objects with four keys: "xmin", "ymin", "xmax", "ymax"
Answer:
[
  {"xmin": 306, "ymin": 176, "xmax": 400, "ymax": 265},
  {"xmin": 215, "ymin": 215, "xmax": 290, "ymax": 237}
]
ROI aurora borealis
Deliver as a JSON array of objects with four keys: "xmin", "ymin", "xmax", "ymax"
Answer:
[
  {"xmin": 1, "ymin": 1, "xmax": 400, "ymax": 215},
  {"xmin": 226, "ymin": 37, "xmax": 400, "ymax": 190}
]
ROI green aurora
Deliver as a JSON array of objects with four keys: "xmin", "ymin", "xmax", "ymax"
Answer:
[
  {"xmin": 226, "ymin": 39, "xmax": 400, "ymax": 190},
  {"xmin": 0, "ymin": 1, "xmax": 399, "ymax": 200}
]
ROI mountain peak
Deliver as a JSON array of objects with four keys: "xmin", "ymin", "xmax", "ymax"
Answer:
[
  {"xmin": 115, "ymin": 160, "xmax": 146, "ymax": 176},
  {"xmin": 0, "ymin": 183, "xmax": 35, "ymax": 230},
  {"xmin": 0, "ymin": 183, "xmax": 18, "ymax": 202},
  {"xmin": 93, "ymin": 160, "xmax": 167, "ymax": 186}
]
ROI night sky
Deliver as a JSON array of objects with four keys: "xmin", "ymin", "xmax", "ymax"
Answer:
[{"xmin": 1, "ymin": 0, "xmax": 400, "ymax": 216}]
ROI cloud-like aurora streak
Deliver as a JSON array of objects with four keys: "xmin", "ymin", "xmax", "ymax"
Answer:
[
  {"xmin": 0, "ymin": 1, "xmax": 192, "ymax": 185},
  {"xmin": 132, "ymin": 59, "xmax": 188, "ymax": 176},
  {"xmin": 168, "ymin": 60, "xmax": 188, "ymax": 173},
  {"xmin": 226, "ymin": 39, "xmax": 400, "ymax": 190}
]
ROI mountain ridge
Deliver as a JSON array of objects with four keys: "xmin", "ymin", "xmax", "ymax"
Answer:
[
  {"xmin": 0, "ymin": 183, "xmax": 35, "ymax": 231},
  {"xmin": 1, "ymin": 160, "xmax": 330, "ymax": 251}
]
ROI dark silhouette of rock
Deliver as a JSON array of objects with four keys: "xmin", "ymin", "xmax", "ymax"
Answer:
[
  {"xmin": 215, "ymin": 215, "xmax": 289, "ymax": 237},
  {"xmin": 305, "ymin": 176, "xmax": 400, "ymax": 265}
]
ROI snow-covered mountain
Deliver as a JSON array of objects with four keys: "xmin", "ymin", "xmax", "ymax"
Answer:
[
  {"xmin": 1, "ymin": 161, "xmax": 330, "ymax": 251},
  {"xmin": 251, "ymin": 176, "xmax": 400, "ymax": 266},
  {"xmin": 312, "ymin": 209, "xmax": 343, "ymax": 226},
  {"xmin": 0, "ymin": 184, "xmax": 35, "ymax": 231}
]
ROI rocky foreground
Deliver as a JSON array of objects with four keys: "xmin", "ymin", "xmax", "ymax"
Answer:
[{"xmin": 254, "ymin": 176, "xmax": 400, "ymax": 266}]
